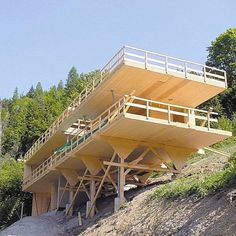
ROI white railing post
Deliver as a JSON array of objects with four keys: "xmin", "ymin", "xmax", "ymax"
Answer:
[
  {"xmin": 184, "ymin": 62, "xmax": 188, "ymax": 78},
  {"xmin": 192, "ymin": 110, "xmax": 196, "ymax": 127},
  {"xmin": 188, "ymin": 109, "xmax": 191, "ymax": 127},
  {"xmin": 165, "ymin": 56, "xmax": 168, "ymax": 74},
  {"xmin": 145, "ymin": 51, "xmax": 148, "ymax": 69},
  {"xmin": 122, "ymin": 46, "xmax": 125, "ymax": 61},
  {"xmin": 203, "ymin": 66, "xmax": 207, "ymax": 82},
  {"xmin": 207, "ymin": 112, "xmax": 210, "ymax": 130},
  {"xmin": 168, "ymin": 105, "xmax": 171, "ymax": 123},
  {"xmin": 123, "ymin": 46, "xmax": 126, "ymax": 61},
  {"xmin": 146, "ymin": 101, "xmax": 149, "ymax": 119},
  {"xmin": 99, "ymin": 116, "xmax": 102, "ymax": 129},
  {"xmin": 108, "ymin": 108, "xmax": 111, "ymax": 122},
  {"xmin": 224, "ymin": 71, "xmax": 227, "ymax": 87}
]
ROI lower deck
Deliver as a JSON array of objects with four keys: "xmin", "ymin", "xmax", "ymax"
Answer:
[
  {"xmin": 23, "ymin": 95, "xmax": 231, "ymax": 217},
  {"xmin": 23, "ymin": 95, "xmax": 231, "ymax": 192}
]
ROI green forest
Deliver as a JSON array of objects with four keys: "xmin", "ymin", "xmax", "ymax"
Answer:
[{"xmin": 0, "ymin": 28, "xmax": 236, "ymax": 229}]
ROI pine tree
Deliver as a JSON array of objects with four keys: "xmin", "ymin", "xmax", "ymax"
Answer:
[
  {"xmin": 12, "ymin": 87, "xmax": 19, "ymax": 100},
  {"xmin": 35, "ymin": 82, "xmax": 43, "ymax": 95},
  {"xmin": 57, "ymin": 80, "xmax": 64, "ymax": 91},
  {"xmin": 27, "ymin": 86, "xmax": 35, "ymax": 98},
  {"xmin": 65, "ymin": 67, "xmax": 83, "ymax": 102}
]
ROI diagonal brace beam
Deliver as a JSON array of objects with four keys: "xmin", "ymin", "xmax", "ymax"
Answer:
[
  {"xmin": 66, "ymin": 169, "xmax": 88, "ymax": 215},
  {"xmin": 87, "ymin": 152, "xmax": 116, "ymax": 218}
]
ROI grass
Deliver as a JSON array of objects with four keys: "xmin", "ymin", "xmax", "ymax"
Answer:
[
  {"xmin": 153, "ymin": 151, "xmax": 236, "ymax": 200},
  {"xmin": 211, "ymin": 136, "xmax": 236, "ymax": 149}
]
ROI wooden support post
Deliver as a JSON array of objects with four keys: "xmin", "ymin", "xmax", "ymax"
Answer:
[
  {"xmin": 50, "ymin": 181, "xmax": 58, "ymax": 211},
  {"xmin": 118, "ymin": 157, "xmax": 125, "ymax": 202},
  {"xmin": 116, "ymin": 157, "xmax": 125, "ymax": 210},
  {"xmin": 66, "ymin": 169, "xmax": 88, "ymax": 216},
  {"xmin": 68, "ymin": 189, "xmax": 74, "ymax": 216},
  {"xmin": 33, "ymin": 193, "xmax": 39, "ymax": 216},
  {"xmin": 56, "ymin": 181, "xmax": 68, "ymax": 213},
  {"xmin": 89, "ymin": 179, "xmax": 96, "ymax": 218},
  {"xmin": 78, "ymin": 212, "xmax": 82, "ymax": 226},
  {"xmin": 20, "ymin": 202, "xmax": 24, "ymax": 219},
  {"xmin": 56, "ymin": 175, "xmax": 61, "ymax": 210},
  {"xmin": 87, "ymin": 152, "xmax": 116, "ymax": 218}
]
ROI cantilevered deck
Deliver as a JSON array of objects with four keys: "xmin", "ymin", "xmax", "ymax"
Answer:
[
  {"xmin": 23, "ymin": 95, "xmax": 231, "ymax": 192},
  {"xmin": 23, "ymin": 46, "xmax": 227, "ymax": 165}
]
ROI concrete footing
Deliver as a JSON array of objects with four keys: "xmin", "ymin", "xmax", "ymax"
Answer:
[
  {"xmin": 114, "ymin": 197, "xmax": 122, "ymax": 212},
  {"xmin": 86, "ymin": 199, "xmax": 95, "ymax": 218}
]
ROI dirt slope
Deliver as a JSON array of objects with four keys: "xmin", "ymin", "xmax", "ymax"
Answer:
[
  {"xmin": 1, "ymin": 144, "xmax": 236, "ymax": 236},
  {"xmin": 79, "ymin": 185, "xmax": 236, "ymax": 236}
]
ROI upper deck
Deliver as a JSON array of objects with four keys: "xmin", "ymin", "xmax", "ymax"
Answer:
[{"xmin": 23, "ymin": 46, "xmax": 227, "ymax": 164}]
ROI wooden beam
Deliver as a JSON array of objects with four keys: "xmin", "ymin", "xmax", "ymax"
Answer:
[
  {"xmin": 118, "ymin": 157, "xmax": 125, "ymax": 205},
  {"xmin": 34, "ymin": 193, "xmax": 39, "ymax": 216},
  {"xmin": 124, "ymin": 148, "xmax": 149, "ymax": 175},
  {"xmin": 149, "ymin": 147, "xmax": 173, "ymax": 170},
  {"xmin": 66, "ymin": 169, "xmax": 88, "ymax": 215},
  {"xmin": 203, "ymin": 147, "xmax": 230, "ymax": 158},
  {"xmin": 77, "ymin": 174, "xmax": 115, "ymax": 183},
  {"xmin": 59, "ymin": 168, "xmax": 79, "ymax": 187},
  {"xmin": 100, "ymin": 162, "xmax": 118, "ymax": 191},
  {"xmin": 103, "ymin": 136, "xmax": 138, "ymax": 159},
  {"xmin": 87, "ymin": 152, "xmax": 116, "ymax": 218},
  {"xmin": 124, "ymin": 91, "xmax": 136, "ymax": 112},
  {"xmin": 103, "ymin": 161, "xmax": 179, "ymax": 173},
  {"xmin": 56, "ymin": 181, "xmax": 68, "ymax": 213},
  {"xmin": 89, "ymin": 180, "xmax": 96, "ymax": 218},
  {"xmin": 82, "ymin": 182, "xmax": 98, "ymax": 213}
]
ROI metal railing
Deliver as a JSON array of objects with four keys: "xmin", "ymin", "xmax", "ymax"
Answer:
[
  {"xmin": 23, "ymin": 95, "xmax": 220, "ymax": 189},
  {"xmin": 23, "ymin": 46, "xmax": 226, "ymax": 162}
]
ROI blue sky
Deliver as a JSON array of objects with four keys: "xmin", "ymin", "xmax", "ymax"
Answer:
[{"xmin": 0, "ymin": 0, "xmax": 235, "ymax": 99}]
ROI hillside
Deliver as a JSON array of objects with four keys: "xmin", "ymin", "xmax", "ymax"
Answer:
[
  {"xmin": 1, "ymin": 139, "xmax": 236, "ymax": 236},
  {"xmin": 78, "ymin": 141, "xmax": 236, "ymax": 236}
]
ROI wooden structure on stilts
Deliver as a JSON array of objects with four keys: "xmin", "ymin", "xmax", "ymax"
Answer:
[{"xmin": 22, "ymin": 46, "xmax": 232, "ymax": 218}]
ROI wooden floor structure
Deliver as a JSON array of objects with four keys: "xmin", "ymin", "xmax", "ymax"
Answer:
[{"xmin": 23, "ymin": 46, "xmax": 231, "ymax": 218}]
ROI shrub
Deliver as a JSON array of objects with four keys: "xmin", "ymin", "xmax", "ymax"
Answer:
[{"xmin": 0, "ymin": 157, "xmax": 31, "ymax": 230}]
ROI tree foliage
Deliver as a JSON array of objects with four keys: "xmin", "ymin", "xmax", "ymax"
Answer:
[
  {"xmin": 202, "ymin": 28, "xmax": 236, "ymax": 118},
  {"xmin": 0, "ymin": 67, "xmax": 97, "ymax": 228},
  {"xmin": 0, "ymin": 157, "xmax": 31, "ymax": 230},
  {"xmin": 1, "ymin": 67, "xmax": 96, "ymax": 158}
]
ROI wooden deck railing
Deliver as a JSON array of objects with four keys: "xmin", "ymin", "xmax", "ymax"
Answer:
[
  {"xmin": 23, "ymin": 95, "xmax": 220, "ymax": 189},
  {"xmin": 123, "ymin": 46, "xmax": 227, "ymax": 85},
  {"xmin": 23, "ymin": 46, "xmax": 226, "ymax": 162}
]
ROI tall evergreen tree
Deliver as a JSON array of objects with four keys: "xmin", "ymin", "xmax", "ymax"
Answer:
[
  {"xmin": 202, "ymin": 28, "xmax": 236, "ymax": 118},
  {"xmin": 27, "ymin": 86, "xmax": 35, "ymax": 98},
  {"xmin": 65, "ymin": 67, "xmax": 83, "ymax": 102},
  {"xmin": 12, "ymin": 87, "xmax": 19, "ymax": 101},
  {"xmin": 57, "ymin": 80, "xmax": 64, "ymax": 91},
  {"xmin": 35, "ymin": 82, "xmax": 43, "ymax": 96}
]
